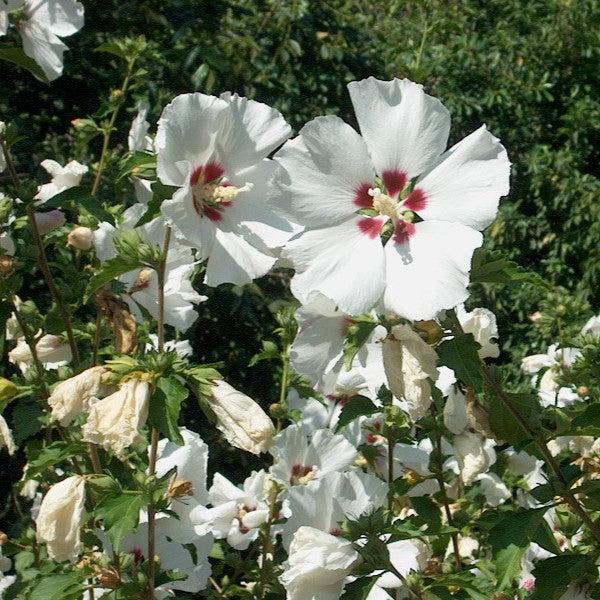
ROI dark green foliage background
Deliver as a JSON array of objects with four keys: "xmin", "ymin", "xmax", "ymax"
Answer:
[{"xmin": 1, "ymin": 0, "xmax": 599, "ymax": 487}]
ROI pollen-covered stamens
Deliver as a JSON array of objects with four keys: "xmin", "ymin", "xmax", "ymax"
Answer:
[
  {"xmin": 290, "ymin": 463, "xmax": 318, "ymax": 485},
  {"xmin": 189, "ymin": 162, "xmax": 253, "ymax": 221},
  {"xmin": 368, "ymin": 187, "xmax": 398, "ymax": 219}
]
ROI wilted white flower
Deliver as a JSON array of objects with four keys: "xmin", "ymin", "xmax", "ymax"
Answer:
[
  {"xmin": 475, "ymin": 472, "xmax": 511, "ymax": 506},
  {"xmin": 1, "ymin": 0, "xmax": 84, "ymax": 81},
  {"xmin": 82, "ymin": 378, "xmax": 150, "ymax": 457},
  {"xmin": 9, "ymin": 334, "xmax": 72, "ymax": 372},
  {"xmin": 0, "ymin": 414, "xmax": 15, "ymax": 455},
  {"xmin": 443, "ymin": 386, "xmax": 468, "ymax": 435},
  {"xmin": 274, "ymin": 77, "xmax": 510, "ymax": 319},
  {"xmin": 36, "ymin": 475, "xmax": 85, "ymax": 562},
  {"xmin": 67, "ymin": 225, "xmax": 93, "ymax": 250},
  {"xmin": 382, "ymin": 324, "xmax": 438, "ymax": 420},
  {"xmin": 206, "ymin": 380, "xmax": 274, "ymax": 455},
  {"xmin": 157, "ymin": 91, "xmax": 298, "ymax": 286},
  {"xmin": 94, "ymin": 211, "xmax": 206, "ymax": 332},
  {"xmin": 456, "ymin": 304, "xmax": 500, "ymax": 359},
  {"xmin": 279, "ymin": 526, "xmax": 360, "ymax": 600},
  {"xmin": 33, "ymin": 209, "xmax": 66, "ymax": 234},
  {"xmin": 453, "ymin": 431, "xmax": 490, "ymax": 485},
  {"xmin": 35, "ymin": 159, "xmax": 88, "ymax": 202},
  {"xmin": 48, "ymin": 366, "xmax": 112, "ymax": 426}
]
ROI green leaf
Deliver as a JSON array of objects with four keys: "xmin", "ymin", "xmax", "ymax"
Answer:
[
  {"xmin": 470, "ymin": 248, "xmax": 553, "ymax": 291},
  {"xmin": 571, "ymin": 403, "xmax": 600, "ymax": 435},
  {"xmin": 249, "ymin": 340, "xmax": 280, "ymax": 366},
  {"xmin": 0, "ymin": 46, "xmax": 48, "ymax": 83},
  {"xmin": 26, "ymin": 441, "xmax": 86, "ymax": 477},
  {"xmin": 148, "ymin": 376, "xmax": 188, "ymax": 445},
  {"xmin": 84, "ymin": 256, "xmax": 143, "ymax": 302},
  {"xmin": 495, "ymin": 544, "xmax": 526, "ymax": 591},
  {"xmin": 530, "ymin": 554, "xmax": 596, "ymax": 600},
  {"xmin": 117, "ymin": 151, "xmax": 156, "ymax": 181},
  {"xmin": 95, "ymin": 492, "xmax": 146, "ymax": 551},
  {"xmin": 11, "ymin": 400, "xmax": 43, "ymax": 445},
  {"xmin": 336, "ymin": 395, "xmax": 379, "ymax": 431},
  {"xmin": 487, "ymin": 390, "xmax": 540, "ymax": 445},
  {"xmin": 437, "ymin": 333, "xmax": 483, "ymax": 392},
  {"xmin": 95, "ymin": 42, "xmax": 128, "ymax": 58},
  {"xmin": 134, "ymin": 196, "xmax": 161, "ymax": 227},
  {"xmin": 29, "ymin": 572, "xmax": 85, "ymax": 600},
  {"xmin": 411, "ymin": 496, "xmax": 443, "ymax": 532},
  {"xmin": 343, "ymin": 317, "xmax": 378, "ymax": 369},
  {"xmin": 42, "ymin": 186, "xmax": 114, "ymax": 224},
  {"xmin": 341, "ymin": 576, "xmax": 379, "ymax": 600},
  {"xmin": 489, "ymin": 507, "xmax": 548, "ymax": 552}
]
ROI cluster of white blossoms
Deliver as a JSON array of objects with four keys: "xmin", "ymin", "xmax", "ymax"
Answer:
[{"xmin": 10, "ymin": 76, "xmax": 594, "ymax": 600}]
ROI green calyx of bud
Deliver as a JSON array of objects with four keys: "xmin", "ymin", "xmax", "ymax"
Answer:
[
  {"xmin": 8, "ymin": 8, "xmax": 28, "ymax": 26},
  {"xmin": 114, "ymin": 230, "xmax": 161, "ymax": 265},
  {"xmin": 0, "ymin": 377, "xmax": 18, "ymax": 404}
]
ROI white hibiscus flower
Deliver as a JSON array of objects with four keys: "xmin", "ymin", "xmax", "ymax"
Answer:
[
  {"xmin": 94, "ymin": 208, "xmax": 206, "ymax": 332},
  {"xmin": 191, "ymin": 469, "xmax": 272, "ymax": 550},
  {"xmin": 1, "ymin": 0, "xmax": 84, "ymax": 81},
  {"xmin": 156, "ymin": 92, "xmax": 299, "ymax": 286},
  {"xmin": 127, "ymin": 101, "xmax": 154, "ymax": 204},
  {"xmin": 269, "ymin": 425, "xmax": 357, "ymax": 487},
  {"xmin": 273, "ymin": 77, "xmax": 510, "ymax": 320},
  {"xmin": 34, "ymin": 158, "xmax": 87, "ymax": 202}
]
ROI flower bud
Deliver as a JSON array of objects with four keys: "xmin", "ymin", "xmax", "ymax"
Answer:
[
  {"xmin": 33, "ymin": 210, "xmax": 66, "ymax": 235},
  {"xmin": 206, "ymin": 380, "xmax": 275, "ymax": 455},
  {"xmin": 414, "ymin": 320, "xmax": 444, "ymax": 345},
  {"xmin": 0, "ymin": 531, "xmax": 8, "ymax": 545},
  {"xmin": 36, "ymin": 475, "xmax": 86, "ymax": 562},
  {"xmin": 0, "ymin": 377, "xmax": 17, "ymax": 403},
  {"xmin": 0, "ymin": 255, "xmax": 15, "ymax": 276},
  {"xmin": 82, "ymin": 378, "xmax": 150, "ymax": 457},
  {"xmin": 48, "ymin": 366, "xmax": 112, "ymax": 426},
  {"xmin": 67, "ymin": 226, "xmax": 93, "ymax": 250}
]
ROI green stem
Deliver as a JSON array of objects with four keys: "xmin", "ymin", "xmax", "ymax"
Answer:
[
  {"xmin": 0, "ymin": 138, "xmax": 21, "ymax": 193},
  {"xmin": 147, "ymin": 225, "xmax": 171, "ymax": 599},
  {"xmin": 26, "ymin": 204, "xmax": 80, "ymax": 367},
  {"xmin": 91, "ymin": 58, "xmax": 136, "ymax": 196}
]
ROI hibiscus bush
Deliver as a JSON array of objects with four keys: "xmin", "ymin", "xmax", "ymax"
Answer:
[{"xmin": 1, "ymin": 1, "xmax": 600, "ymax": 600}]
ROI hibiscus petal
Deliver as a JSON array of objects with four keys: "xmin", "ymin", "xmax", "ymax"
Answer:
[
  {"xmin": 217, "ymin": 93, "xmax": 291, "ymax": 175},
  {"xmin": 383, "ymin": 220, "xmax": 482, "ymax": 320},
  {"xmin": 29, "ymin": 0, "xmax": 84, "ymax": 37},
  {"xmin": 273, "ymin": 115, "xmax": 376, "ymax": 228},
  {"xmin": 284, "ymin": 216, "xmax": 386, "ymax": 315},
  {"xmin": 415, "ymin": 125, "xmax": 511, "ymax": 230},
  {"xmin": 348, "ymin": 77, "xmax": 450, "ymax": 181},
  {"xmin": 19, "ymin": 19, "xmax": 67, "ymax": 81},
  {"xmin": 156, "ymin": 93, "xmax": 228, "ymax": 187}
]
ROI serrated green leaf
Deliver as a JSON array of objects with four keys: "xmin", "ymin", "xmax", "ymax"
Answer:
[
  {"xmin": 117, "ymin": 150, "xmax": 156, "ymax": 181},
  {"xmin": 148, "ymin": 376, "xmax": 188, "ymax": 445},
  {"xmin": 249, "ymin": 340, "xmax": 279, "ymax": 366},
  {"xmin": 26, "ymin": 441, "xmax": 86, "ymax": 477},
  {"xmin": 487, "ymin": 390, "xmax": 540, "ymax": 445},
  {"xmin": 0, "ymin": 46, "xmax": 48, "ymax": 83},
  {"xmin": 495, "ymin": 544, "xmax": 526, "ymax": 591},
  {"xmin": 489, "ymin": 507, "xmax": 548, "ymax": 552},
  {"xmin": 42, "ymin": 186, "xmax": 114, "ymax": 224},
  {"xmin": 29, "ymin": 572, "xmax": 85, "ymax": 600},
  {"xmin": 84, "ymin": 256, "xmax": 143, "ymax": 302},
  {"xmin": 437, "ymin": 333, "xmax": 483, "ymax": 392},
  {"xmin": 95, "ymin": 492, "xmax": 146, "ymax": 551},
  {"xmin": 95, "ymin": 42, "xmax": 128, "ymax": 58},
  {"xmin": 335, "ymin": 395, "xmax": 379, "ymax": 431},
  {"xmin": 530, "ymin": 554, "xmax": 596, "ymax": 600}
]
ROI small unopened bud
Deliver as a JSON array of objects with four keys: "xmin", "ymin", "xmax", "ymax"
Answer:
[
  {"xmin": 166, "ymin": 478, "xmax": 194, "ymax": 499},
  {"xmin": 34, "ymin": 210, "xmax": 66, "ymax": 235},
  {"xmin": 0, "ymin": 531, "xmax": 8, "ymax": 545},
  {"xmin": 94, "ymin": 565, "xmax": 121, "ymax": 589},
  {"xmin": 0, "ymin": 377, "xmax": 18, "ymax": 403},
  {"xmin": 269, "ymin": 403, "xmax": 286, "ymax": 418},
  {"xmin": 557, "ymin": 304, "xmax": 567, "ymax": 315},
  {"xmin": 414, "ymin": 320, "xmax": 444, "ymax": 345},
  {"xmin": 578, "ymin": 386, "xmax": 589, "ymax": 396},
  {"xmin": 0, "ymin": 255, "xmax": 15, "ymax": 276},
  {"xmin": 403, "ymin": 468, "xmax": 423, "ymax": 486},
  {"xmin": 529, "ymin": 311, "xmax": 543, "ymax": 323},
  {"xmin": 110, "ymin": 89, "xmax": 124, "ymax": 102},
  {"xmin": 67, "ymin": 226, "xmax": 93, "ymax": 250}
]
